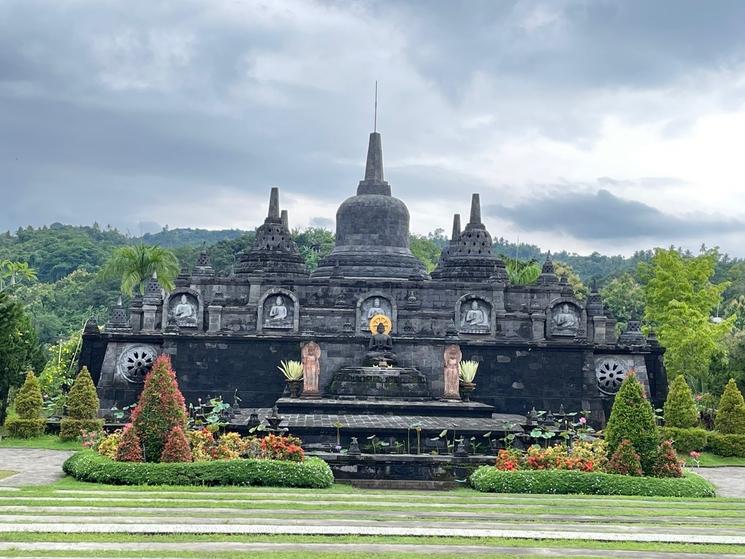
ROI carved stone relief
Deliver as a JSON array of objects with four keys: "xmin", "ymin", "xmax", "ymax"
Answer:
[
  {"xmin": 262, "ymin": 294, "xmax": 294, "ymax": 329},
  {"xmin": 116, "ymin": 344, "xmax": 158, "ymax": 385},
  {"xmin": 168, "ymin": 293, "xmax": 199, "ymax": 327},
  {"xmin": 458, "ymin": 297, "xmax": 491, "ymax": 334},
  {"xmin": 550, "ymin": 302, "xmax": 580, "ymax": 337}
]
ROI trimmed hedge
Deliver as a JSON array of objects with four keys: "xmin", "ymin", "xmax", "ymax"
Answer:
[
  {"xmin": 63, "ymin": 450, "xmax": 334, "ymax": 488},
  {"xmin": 4, "ymin": 418, "xmax": 45, "ymax": 439},
  {"xmin": 706, "ymin": 433, "xmax": 745, "ymax": 457},
  {"xmin": 660, "ymin": 427, "xmax": 709, "ymax": 453},
  {"xmin": 469, "ymin": 467, "xmax": 715, "ymax": 498},
  {"xmin": 60, "ymin": 419, "xmax": 104, "ymax": 442}
]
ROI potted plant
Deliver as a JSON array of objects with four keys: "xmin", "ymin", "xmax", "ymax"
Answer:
[
  {"xmin": 459, "ymin": 360, "xmax": 479, "ymax": 402},
  {"xmin": 277, "ymin": 360, "xmax": 304, "ymax": 398}
]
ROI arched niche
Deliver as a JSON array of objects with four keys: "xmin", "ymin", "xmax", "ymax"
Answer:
[
  {"xmin": 165, "ymin": 288, "xmax": 203, "ymax": 330},
  {"xmin": 456, "ymin": 294, "xmax": 494, "ymax": 335},
  {"xmin": 546, "ymin": 297, "xmax": 586, "ymax": 339},
  {"xmin": 356, "ymin": 292, "xmax": 397, "ymax": 334},
  {"xmin": 257, "ymin": 288, "xmax": 299, "ymax": 333}
]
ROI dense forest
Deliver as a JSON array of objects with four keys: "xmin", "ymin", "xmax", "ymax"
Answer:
[{"xmin": 2, "ymin": 222, "xmax": 745, "ymax": 406}]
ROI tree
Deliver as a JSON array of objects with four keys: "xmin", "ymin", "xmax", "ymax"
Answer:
[
  {"xmin": 0, "ymin": 260, "xmax": 37, "ymax": 291},
  {"xmin": 641, "ymin": 248, "xmax": 734, "ymax": 391},
  {"xmin": 102, "ymin": 243, "xmax": 180, "ymax": 296},
  {"xmin": 715, "ymin": 379, "xmax": 745, "ymax": 434},
  {"xmin": 663, "ymin": 375, "xmax": 699, "ymax": 428},
  {"xmin": 59, "ymin": 366, "xmax": 103, "ymax": 441},
  {"xmin": 4, "ymin": 371, "xmax": 45, "ymax": 438},
  {"xmin": 409, "ymin": 235, "xmax": 442, "ymax": 273},
  {"xmin": 607, "ymin": 439, "xmax": 643, "ymax": 476},
  {"xmin": 601, "ymin": 273, "xmax": 645, "ymax": 333},
  {"xmin": 294, "ymin": 228, "xmax": 334, "ymax": 272},
  {"xmin": 504, "ymin": 259, "xmax": 541, "ymax": 286},
  {"xmin": 553, "ymin": 261, "xmax": 588, "ymax": 299},
  {"xmin": 604, "ymin": 373, "xmax": 659, "ymax": 474},
  {"xmin": 130, "ymin": 354, "xmax": 188, "ymax": 462},
  {"xmin": 160, "ymin": 426, "xmax": 193, "ymax": 462},
  {"xmin": 0, "ymin": 291, "xmax": 43, "ymax": 423},
  {"xmin": 116, "ymin": 423, "xmax": 144, "ymax": 462}
]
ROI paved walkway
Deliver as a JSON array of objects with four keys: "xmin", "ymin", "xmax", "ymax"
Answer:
[
  {"xmin": 0, "ymin": 449, "xmax": 74, "ymax": 487},
  {"xmin": 695, "ymin": 467, "xmax": 745, "ymax": 498}
]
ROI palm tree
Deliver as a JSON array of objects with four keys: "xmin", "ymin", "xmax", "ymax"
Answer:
[
  {"xmin": 0, "ymin": 260, "xmax": 37, "ymax": 291},
  {"xmin": 102, "ymin": 244, "xmax": 180, "ymax": 296},
  {"xmin": 504, "ymin": 258, "xmax": 541, "ymax": 286}
]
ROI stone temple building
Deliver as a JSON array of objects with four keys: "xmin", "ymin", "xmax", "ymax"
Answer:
[{"xmin": 81, "ymin": 128, "xmax": 666, "ymax": 436}]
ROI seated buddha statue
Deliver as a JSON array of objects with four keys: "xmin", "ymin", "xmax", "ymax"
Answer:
[{"xmin": 364, "ymin": 322, "xmax": 398, "ymax": 366}]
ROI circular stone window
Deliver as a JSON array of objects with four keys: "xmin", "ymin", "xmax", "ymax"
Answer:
[
  {"xmin": 595, "ymin": 359, "xmax": 627, "ymax": 394},
  {"xmin": 117, "ymin": 344, "xmax": 158, "ymax": 384}
]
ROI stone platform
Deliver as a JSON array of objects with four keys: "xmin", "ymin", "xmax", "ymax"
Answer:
[
  {"xmin": 327, "ymin": 367, "xmax": 430, "ymax": 400},
  {"xmin": 276, "ymin": 397, "xmax": 496, "ymax": 418}
]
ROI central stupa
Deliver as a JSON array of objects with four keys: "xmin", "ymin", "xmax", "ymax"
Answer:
[{"xmin": 311, "ymin": 132, "xmax": 429, "ymax": 280}]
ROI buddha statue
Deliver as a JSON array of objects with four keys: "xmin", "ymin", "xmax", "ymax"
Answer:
[
  {"xmin": 553, "ymin": 303, "xmax": 579, "ymax": 333},
  {"xmin": 268, "ymin": 296, "xmax": 289, "ymax": 322},
  {"xmin": 173, "ymin": 294, "xmax": 197, "ymax": 326},
  {"xmin": 462, "ymin": 300, "xmax": 489, "ymax": 328},
  {"xmin": 364, "ymin": 322, "xmax": 398, "ymax": 366}
]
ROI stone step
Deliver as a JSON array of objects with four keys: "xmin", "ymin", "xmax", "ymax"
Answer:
[{"xmin": 275, "ymin": 397, "xmax": 499, "ymax": 418}]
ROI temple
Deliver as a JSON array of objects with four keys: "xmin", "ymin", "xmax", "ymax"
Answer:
[{"xmin": 80, "ymin": 127, "xmax": 666, "ymax": 444}]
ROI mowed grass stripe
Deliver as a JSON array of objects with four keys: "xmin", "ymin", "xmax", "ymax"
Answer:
[{"xmin": 0, "ymin": 497, "xmax": 742, "ymax": 518}]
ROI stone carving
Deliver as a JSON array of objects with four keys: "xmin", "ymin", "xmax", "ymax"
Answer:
[
  {"xmin": 170, "ymin": 294, "xmax": 198, "ymax": 327},
  {"xmin": 364, "ymin": 322, "xmax": 398, "ymax": 366},
  {"xmin": 595, "ymin": 358, "xmax": 627, "ymax": 394},
  {"xmin": 116, "ymin": 344, "xmax": 158, "ymax": 385},
  {"xmin": 362, "ymin": 297, "xmax": 390, "ymax": 323},
  {"xmin": 263, "ymin": 295, "xmax": 293, "ymax": 329},
  {"xmin": 301, "ymin": 341, "xmax": 321, "ymax": 399},
  {"xmin": 458, "ymin": 298, "xmax": 491, "ymax": 333},
  {"xmin": 551, "ymin": 303, "xmax": 579, "ymax": 336},
  {"xmin": 443, "ymin": 344, "xmax": 462, "ymax": 400}
]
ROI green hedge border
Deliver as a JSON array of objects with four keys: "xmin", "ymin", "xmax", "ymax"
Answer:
[
  {"xmin": 470, "ymin": 466, "xmax": 715, "ymax": 498},
  {"xmin": 63, "ymin": 451, "xmax": 334, "ymax": 488}
]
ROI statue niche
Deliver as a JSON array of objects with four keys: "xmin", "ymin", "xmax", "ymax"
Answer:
[
  {"xmin": 262, "ymin": 294, "xmax": 294, "ymax": 330},
  {"xmin": 458, "ymin": 297, "xmax": 491, "ymax": 334},
  {"xmin": 168, "ymin": 293, "xmax": 199, "ymax": 328},
  {"xmin": 549, "ymin": 301, "xmax": 581, "ymax": 337},
  {"xmin": 357, "ymin": 294, "xmax": 393, "ymax": 332}
]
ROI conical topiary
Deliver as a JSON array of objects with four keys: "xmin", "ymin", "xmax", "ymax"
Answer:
[
  {"xmin": 160, "ymin": 425, "xmax": 193, "ymax": 463},
  {"xmin": 607, "ymin": 439, "xmax": 643, "ymax": 476},
  {"xmin": 663, "ymin": 375, "xmax": 699, "ymax": 429},
  {"xmin": 652, "ymin": 439, "xmax": 683, "ymax": 478},
  {"xmin": 715, "ymin": 379, "xmax": 745, "ymax": 435},
  {"xmin": 115, "ymin": 423, "xmax": 143, "ymax": 462},
  {"xmin": 130, "ymin": 354, "xmax": 187, "ymax": 462},
  {"xmin": 4, "ymin": 371, "xmax": 45, "ymax": 438},
  {"xmin": 60, "ymin": 367, "xmax": 104, "ymax": 441},
  {"xmin": 604, "ymin": 373, "xmax": 659, "ymax": 475}
]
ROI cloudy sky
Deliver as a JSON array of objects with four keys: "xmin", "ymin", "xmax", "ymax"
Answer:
[{"xmin": 3, "ymin": 0, "xmax": 745, "ymax": 256}]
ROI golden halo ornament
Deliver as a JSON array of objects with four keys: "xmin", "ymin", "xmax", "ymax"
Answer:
[{"xmin": 368, "ymin": 314, "xmax": 392, "ymax": 335}]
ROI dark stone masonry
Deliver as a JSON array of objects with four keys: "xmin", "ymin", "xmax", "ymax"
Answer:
[{"xmin": 81, "ymin": 128, "xmax": 666, "ymax": 441}]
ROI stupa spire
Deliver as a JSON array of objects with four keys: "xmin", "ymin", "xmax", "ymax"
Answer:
[
  {"xmin": 268, "ymin": 187, "xmax": 280, "ymax": 220},
  {"xmin": 469, "ymin": 193, "xmax": 482, "ymax": 225},
  {"xmin": 451, "ymin": 214, "xmax": 461, "ymax": 241},
  {"xmin": 363, "ymin": 132, "xmax": 384, "ymax": 183},
  {"xmin": 281, "ymin": 209, "xmax": 289, "ymax": 230}
]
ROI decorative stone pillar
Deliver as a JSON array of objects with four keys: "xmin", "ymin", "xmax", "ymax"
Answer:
[
  {"xmin": 129, "ymin": 296, "xmax": 143, "ymax": 332},
  {"xmin": 530, "ymin": 312, "xmax": 546, "ymax": 341},
  {"xmin": 592, "ymin": 316, "xmax": 607, "ymax": 344},
  {"xmin": 142, "ymin": 304, "xmax": 158, "ymax": 331},
  {"xmin": 301, "ymin": 341, "xmax": 321, "ymax": 399},
  {"xmin": 207, "ymin": 304, "xmax": 223, "ymax": 333},
  {"xmin": 442, "ymin": 344, "xmax": 462, "ymax": 401}
]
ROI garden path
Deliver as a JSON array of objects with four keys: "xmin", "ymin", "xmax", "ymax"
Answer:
[
  {"xmin": 695, "ymin": 467, "xmax": 745, "ymax": 498},
  {"xmin": 0, "ymin": 449, "xmax": 74, "ymax": 487}
]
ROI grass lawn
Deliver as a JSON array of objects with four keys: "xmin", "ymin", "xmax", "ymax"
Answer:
[
  {"xmin": 0, "ymin": 434, "xmax": 82, "ymax": 451},
  {"xmin": 681, "ymin": 452, "xmax": 745, "ymax": 467}
]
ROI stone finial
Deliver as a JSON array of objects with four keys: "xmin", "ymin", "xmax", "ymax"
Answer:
[
  {"xmin": 364, "ymin": 132, "xmax": 384, "ymax": 183},
  {"xmin": 469, "ymin": 193, "xmax": 482, "ymax": 225},
  {"xmin": 268, "ymin": 187, "xmax": 280, "ymax": 220},
  {"xmin": 281, "ymin": 209, "xmax": 289, "ymax": 230},
  {"xmin": 451, "ymin": 214, "xmax": 461, "ymax": 241}
]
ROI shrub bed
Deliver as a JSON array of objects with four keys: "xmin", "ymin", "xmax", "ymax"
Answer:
[
  {"xmin": 470, "ymin": 467, "xmax": 715, "ymax": 498},
  {"xmin": 660, "ymin": 427, "xmax": 709, "ymax": 453},
  {"xmin": 63, "ymin": 450, "xmax": 334, "ymax": 488},
  {"xmin": 706, "ymin": 433, "xmax": 745, "ymax": 457}
]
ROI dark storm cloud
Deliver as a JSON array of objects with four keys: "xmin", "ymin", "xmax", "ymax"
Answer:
[{"xmin": 486, "ymin": 189, "xmax": 745, "ymax": 240}]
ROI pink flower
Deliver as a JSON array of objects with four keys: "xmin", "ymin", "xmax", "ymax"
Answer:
[
  {"xmin": 690, "ymin": 451, "xmax": 701, "ymax": 459},
  {"xmin": 695, "ymin": 394, "xmax": 703, "ymax": 401},
  {"xmin": 579, "ymin": 417, "xmax": 587, "ymax": 425}
]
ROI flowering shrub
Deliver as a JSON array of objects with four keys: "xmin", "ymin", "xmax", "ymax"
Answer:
[
  {"xmin": 261, "ymin": 433, "xmax": 304, "ymax": 462},
  {"xmin": 161, "ymin": 426, "xmax": 193, "ymax": 463},
  {"xmin": 495, "ymin": 449, "xmax": 520, "ymax": 471},
  {"xmin": 652, "ymin": 439, "xmax": 683, "ymax": 478},
  {"xmin": 96, "ymin": 430, "xmax": 122, "ymax": 460},
  {"xmin": 187, "ymin": 428, "xmax": 215, "ymax": 461},
  {"xmin": 81, "ymin": 429, "xmax": 102, "ymax": 450},
  {"xmin": 115, "ymin": 424, "xmax": 144, "ymax": 463}
]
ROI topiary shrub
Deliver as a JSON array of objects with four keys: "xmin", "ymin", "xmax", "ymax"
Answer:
[
  {"xmin": 130, "ymin": 354, "xmax": 188, "ymax": 462},
  {"xmin": 714, "ymin": 379, "xmax": 745, "ymax": 435},
  {"xmin": 4, "ymin": 371, "xmax": 45, "ymax": 438},
  {"xmin": 663, "ymin": 375, "xmax": 698, "ymax": 428},
  {"xmin": 115, "ymin": 424, "xmax": 143, "ymax": 462},
  {"xmin": 652, "ymin": 439, "xmax": 683, "ymax": 478},
  {"xmin": 706, "ymin": 433, "xmax": 745, "ymax": 457},
  {"xmin": 59, "ymin": 367, "xmax": 103, "ymax": 441},
  {"xmin": 607, "ymin": 439, "xmax": 643, "ymax": 476},
  {"xmin": 660, "ymin": 427, "xmax": 708, "ymax": 453},
  {"xmin": 469, "ymin": 467, "xmax": 715, "ymax": 498},
  {"xmin": 63, "ymin": 451, "xmax": 334, "ymax": 488},
  {"xmin": 604, "ymin": 373, "xmax": 659, "ymax": 474},
  {"xmin": 160, "ymin": 426, "xmax": 193, "ymax": 463}
]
